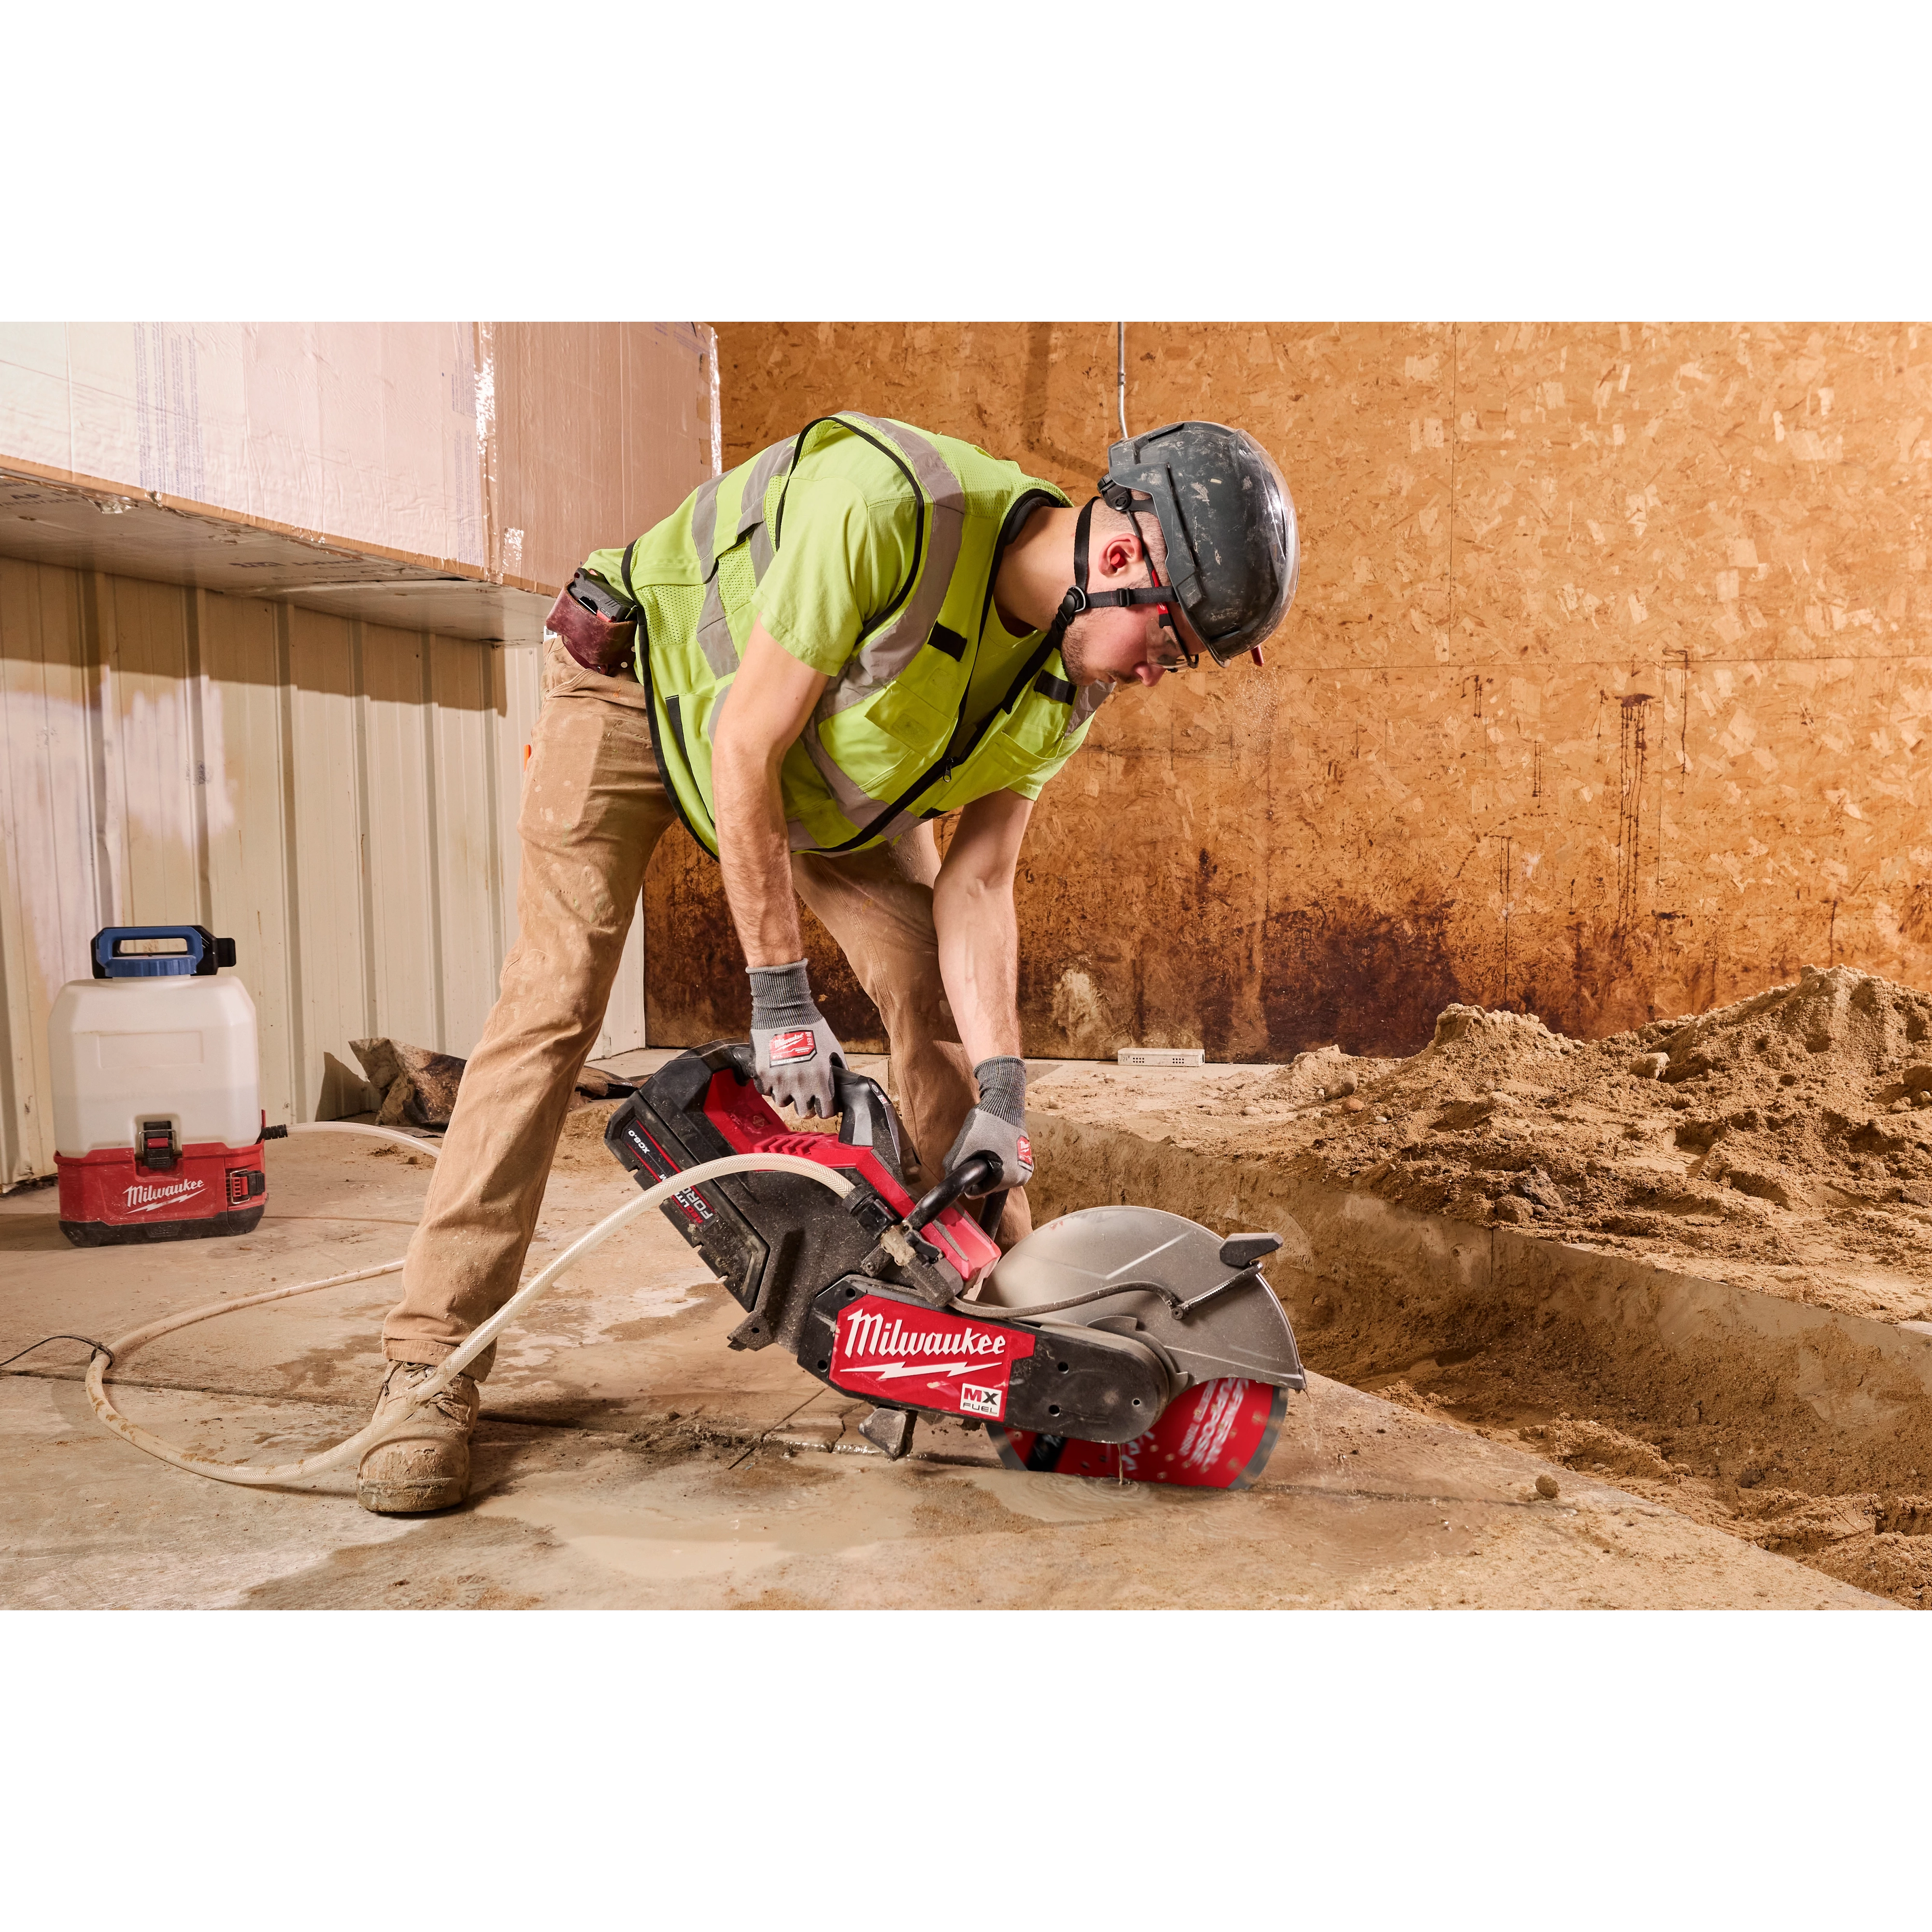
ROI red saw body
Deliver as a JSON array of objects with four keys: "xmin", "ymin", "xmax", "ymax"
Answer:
[{"xmin": 605, "ymin": 1045, "xmax": 1307, "ymax": 1489}]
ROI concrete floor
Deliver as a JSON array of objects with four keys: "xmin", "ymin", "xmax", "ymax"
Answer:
[{"xmin": 0, "ymin": 1085, "xmax": 1891, "ymax": 1611}]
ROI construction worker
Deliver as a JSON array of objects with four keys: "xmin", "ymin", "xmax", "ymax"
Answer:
[{"xmin": 356, "ymin": 412, "xmax": 1299, "ymax": 1513}]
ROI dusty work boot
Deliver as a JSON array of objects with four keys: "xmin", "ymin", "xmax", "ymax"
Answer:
[{"xmin": 356, "ymin": 1361, "xmax": 480, "ymax": 1514}]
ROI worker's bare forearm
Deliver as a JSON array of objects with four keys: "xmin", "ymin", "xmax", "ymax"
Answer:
[
  {"xmin": 711, "ymin": 625, "xmax": 828, "ymax": 968},
  {"xmin": 933, "ymin": 792, "xmax": 1033, "ymax": 1067},
  {"xmin": 935, "ymin": 877, "xmax": 1022, "ymax": 1064},
  {"xmin": 712, "ymin": 743, "xmax": 803, "ymax": 966}
]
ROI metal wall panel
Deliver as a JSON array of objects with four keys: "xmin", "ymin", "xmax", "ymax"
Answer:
[
  {"xmin": 361, "ymin": 620, "xmax": 442, "ymax": 1051},
  {"xmin": 198, "ymin": 588, "xmax": 298, "ymax": 1129},
  {"xmin": 0, "ymin": 559, "xmax": 101, "ymax": 1177},
  {"xmin": 103, "ymin": 574, "xmax": 206, "ymax": 927},
  {"xmin": 0, "ymin": 558, "xmax": 599, "ymax": 1183},
  {"xmin": 285, "ymin": 606, "xmax": 371, "ymax": 1119},
  {"xmin": 427, "ymin": 634, "xmax": 504, "ymax": 1057}
]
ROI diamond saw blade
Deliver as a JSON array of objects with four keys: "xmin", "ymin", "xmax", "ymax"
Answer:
[{"xmin": 988, "ymin": 1376, "xmax": 1287, "ymax": 1489}]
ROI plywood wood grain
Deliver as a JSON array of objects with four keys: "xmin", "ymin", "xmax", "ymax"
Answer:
[{"xmin": 639, "ymin": 322, "xmax": 1932, "ymax": 1059}]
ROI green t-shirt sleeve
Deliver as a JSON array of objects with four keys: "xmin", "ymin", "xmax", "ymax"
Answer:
[
  {"xmin": 752, "ymin": 477, "xmax": 919, "ymax": 678},
  {"xmin": 582, "ymin": 544, "xmax": 631, "ymax": 591},
  {"xmin": 1006, "ymin": 743, "xmax": 1077, "ymax": 802}
]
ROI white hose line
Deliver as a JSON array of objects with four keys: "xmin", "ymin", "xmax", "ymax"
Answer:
[
  {"xmin": 84, "ymin": 1138, "xmax": 852, "ymax": 1491},
  {"xmin": 82, "ymin": 1121, "xmax": 439, "ymax": 1371},
  {"xmin": 286, "ymin": 1120, "xmax": 447, "ymax": 1156}
]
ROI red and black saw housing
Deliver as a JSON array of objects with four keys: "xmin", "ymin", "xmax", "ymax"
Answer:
[{"xmin": 602, "ymin": 1045, "xmax": 1174, "ymax": 1441}]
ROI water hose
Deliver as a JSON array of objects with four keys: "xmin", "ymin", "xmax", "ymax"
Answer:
[{"xmin": 82, "ymin": 1122, "xmax": 852, "ymax": 1490}]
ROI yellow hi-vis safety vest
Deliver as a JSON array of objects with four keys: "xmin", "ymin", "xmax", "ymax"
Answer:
[{"xmin": 588, "ymin": 413, "xmax": 1110, "ymax": 856}]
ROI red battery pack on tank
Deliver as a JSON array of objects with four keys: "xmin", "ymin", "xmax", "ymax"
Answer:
[{"xmin": 56, "ymin": 1136, "xmax": 267, "ymax": 1245}]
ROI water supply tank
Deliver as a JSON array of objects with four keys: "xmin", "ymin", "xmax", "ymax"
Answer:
[{"xmin": 50, "ymin": 925, "xmax": 267, "ymax": 1245}]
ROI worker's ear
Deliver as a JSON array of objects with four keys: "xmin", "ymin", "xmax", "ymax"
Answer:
[{"xmin": 1094, "ymin": 528, "xmax": 1143, "ymax": 580}]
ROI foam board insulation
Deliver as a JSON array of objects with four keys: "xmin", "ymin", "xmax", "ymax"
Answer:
[
  {"xmin": 0, "ymin": 323, "xmax": 488, "ymax": 569},
  {"xmin": 0, "ymin": 323, "xmax": 720, "ymax": 640}
]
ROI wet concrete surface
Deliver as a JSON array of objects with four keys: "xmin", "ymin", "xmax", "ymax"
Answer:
[{"xmin": 0, "ymin": 1115, "xmax": 1892, "ymax": 1611}]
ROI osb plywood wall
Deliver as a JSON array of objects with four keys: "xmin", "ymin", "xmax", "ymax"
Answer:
[{"xmin": 644, "ymin": 322, "xmax": 1932, "ymax": 1061}]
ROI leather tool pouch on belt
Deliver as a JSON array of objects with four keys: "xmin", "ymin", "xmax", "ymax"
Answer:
[{"xmin": 546, "ymin": 568, "xmax": 640, "ymax": 676}]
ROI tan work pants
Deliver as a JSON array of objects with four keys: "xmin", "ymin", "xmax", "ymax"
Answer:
[{"xmin": 382, "ymin": 640, "xmax": 1030, "ymax": 1375}]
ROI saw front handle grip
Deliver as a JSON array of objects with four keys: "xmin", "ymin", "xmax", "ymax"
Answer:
[
  {"xmin": 903, "ymin": 1151, "xmax": 1003, "ymax": 1236},
  {"xmin": 723, "ymin": 1037, "xmax": 1006, "ymax": 1237}
]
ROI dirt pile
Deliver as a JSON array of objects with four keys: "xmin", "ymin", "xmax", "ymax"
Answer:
[
  {"xmin": 1503, "ymin": 1413, "xmax": 1932, "ymax": 1605},
  {"xmin": 1292, "ymin": 967, "xmax": 1932, "ymax": 1311},
  {"xmin": 1260, "ymin": 1042, "xmax": 1402, "ymax": 1106},
  {"xmin": 1029, "ymin": 966, "xmax": 1932, "ymax": 1315}
]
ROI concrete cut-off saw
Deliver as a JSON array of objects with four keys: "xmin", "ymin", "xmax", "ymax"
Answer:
[{"xmin": 605, "ymin": 1044, "xmax": 1309, "ymax": 1489}]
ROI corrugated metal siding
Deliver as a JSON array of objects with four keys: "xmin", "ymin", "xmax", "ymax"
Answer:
[{"xmin": 0, "ymin": 554, "xmax": 613, "ymax": 1181}]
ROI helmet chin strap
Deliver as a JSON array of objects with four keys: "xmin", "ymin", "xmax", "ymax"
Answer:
[{"xmin": 1049, "ymin": 497, "xmax": 1194, "ymax": 668}]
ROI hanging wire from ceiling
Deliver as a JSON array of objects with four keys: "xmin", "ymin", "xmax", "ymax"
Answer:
[{"xmin": 1116, "ymin": 322, "xmax": 1128, "ymax": 441}]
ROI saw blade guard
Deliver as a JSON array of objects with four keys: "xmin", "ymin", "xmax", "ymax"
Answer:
[
  {"xmin": 974, "ymin": 1205, "xmax": 1308, "ymax": 1394},
  {"xmin": 978, "ymin": 1207, "xmax": 1306, "ymax": 1490}
]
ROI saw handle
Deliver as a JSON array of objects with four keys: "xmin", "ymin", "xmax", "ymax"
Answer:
[{"xmin": 904, "ymin": 1150, "xmax": 1003, "ymax": 1236}]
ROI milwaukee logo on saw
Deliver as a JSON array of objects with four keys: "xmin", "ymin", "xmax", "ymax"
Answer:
[
  {"xmin": 124, "ymin": 1177, "xmax": 204, "ymax": 1214},
  {"xmin": 768, "ymin": 1029, "xmax": 816, "ymax": 1064},
  {"xmin": 829, "ymin": 1293, "xmax": 1036, "ymax": 1421}
]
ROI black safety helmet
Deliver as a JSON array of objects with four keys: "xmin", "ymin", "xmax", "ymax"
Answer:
[{"xmin": 1082, "ymin": 420, "xmax": 1300, "ymax": 667}]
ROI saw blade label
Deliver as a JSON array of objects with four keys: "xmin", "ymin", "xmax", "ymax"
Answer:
[{"xmin": 991, "ymin": 1378, "xmax": 1287, "ymax": 1490}]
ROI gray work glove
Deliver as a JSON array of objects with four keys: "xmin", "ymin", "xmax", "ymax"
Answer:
[
  {"xmin": 944, "ymin": 1056, "xmax": 1034, "ymax": 1190},
  {"xmin": 748, "ymin": 959, "xmax": 845, "ymax": 1118}
]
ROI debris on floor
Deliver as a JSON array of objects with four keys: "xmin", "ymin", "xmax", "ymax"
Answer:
[{"xmin": 349, "ymin": 1037, "xmax": 634, "ymax": 1130}]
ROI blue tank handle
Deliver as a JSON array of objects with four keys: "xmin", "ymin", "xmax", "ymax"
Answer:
[{"xmin": 90, "ymin": 925, "xmax": 238, "ymax": 980}]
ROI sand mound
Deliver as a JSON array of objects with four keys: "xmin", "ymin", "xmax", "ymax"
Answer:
[
  {"xmin": 1520, "ymin": 1417, "xmax": 1678, "ymax": 1482},
  {"xmin": 1028, "ymin": 962, "xmax": 1932, "ymax": 1317},
  {"xmin": 1308, "ymin": 965, "xmax": 1932, "ymax": 1297},
  {"xmin": 1423, "ymin": 1001, "xmax": 1577, "ymax": 1063},
  {"xmin": 1262, "ymin": 1043, "xmax": 1399, "ymax": 1106},
  {"xmin": 1359, "ymin": 1002, "xmax": 1580, "ymax": 1127}
]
